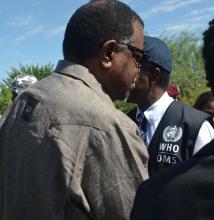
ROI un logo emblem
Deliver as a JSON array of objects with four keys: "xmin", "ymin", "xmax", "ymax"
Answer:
[{"xmin": 163, "ymin": 126, "xmax": 183, "ymax": 142}]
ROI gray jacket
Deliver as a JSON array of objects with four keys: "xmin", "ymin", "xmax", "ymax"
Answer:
[{"xmin": 0, "ymin": 60, "xmax": 148, "ymax": 220}]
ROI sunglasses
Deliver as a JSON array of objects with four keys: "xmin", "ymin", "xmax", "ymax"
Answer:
[{"xmin": 117, "ymin": 42, "xmax": 150, "ymax": 71}]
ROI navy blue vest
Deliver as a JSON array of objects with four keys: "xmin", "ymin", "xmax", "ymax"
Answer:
[{"xmin": 127, "ymin": 101, "xmax": 211, "ymax": 176}]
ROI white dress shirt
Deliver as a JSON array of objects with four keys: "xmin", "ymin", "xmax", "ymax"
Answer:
[{"xmin": 137, "ymin": 92, "xmax": 214, "ymax": 155}]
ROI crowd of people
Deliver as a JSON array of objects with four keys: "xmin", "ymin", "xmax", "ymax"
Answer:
[{"xmin": 0, "ymin": 0, "xmax": 214, "ymax": 219}]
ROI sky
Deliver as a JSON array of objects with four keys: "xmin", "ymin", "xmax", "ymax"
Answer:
[{"xmin": 0, "ymin": 0, "xmax": 214, "ymax": 82}]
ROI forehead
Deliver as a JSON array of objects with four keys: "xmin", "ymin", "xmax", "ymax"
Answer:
[{"xmin": 132, "ymin": 20, "xmax": 144, "ymax": 50}]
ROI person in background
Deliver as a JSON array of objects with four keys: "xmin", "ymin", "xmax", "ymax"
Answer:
[
  {"xmin": 130, "ymin": 18, "xmax": 214, "ymax": 220},
  {"xmin": 127, "ymin": 36, "xmax": 214, "ymax": 176},
  {"xmin": 0, "ymin": 1, "xmax": 149, "ymax": 220},
  {"xmin": 12, "ymin": 74, "xmax": 38, "ymax": 100},
  {"xmin": 194, "ymin": 91, "xmax": 214, "ymax": 119},
  {"xmin": 167, "ymin": 83, "xmax": 181, "ymax": 100},
  {"xmin": 0, "ymin": 74, "xmax": 38, "ymax": 127}
]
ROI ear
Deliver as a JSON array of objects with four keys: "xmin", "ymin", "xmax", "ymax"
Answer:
[
  {"xmin": 99, "ymin": 40, "xmax": 117, "ymax": 69},
  {"xmin": 148, "ymin": 67, "xmax": 161, "ymax": 85}
]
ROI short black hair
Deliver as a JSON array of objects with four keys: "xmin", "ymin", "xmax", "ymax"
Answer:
[
  {"xmin": 63, "ymin": 0, "xmax": 143, "ymax": 63},
  {"xmin": 202, "ymin": 18, "xmax": 214, "ymax": 87},
  {"xmin": 194, "ymin": 91, "xmax": 214, "ymax": 110}
]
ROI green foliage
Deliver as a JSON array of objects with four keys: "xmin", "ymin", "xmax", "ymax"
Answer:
[
  {"xmin": 115, "ymin": 32, "xmax": 209, "ymax": 112},
  {"xmin": 0, "ymin": 63, "xmax": 54, "ymax": 115},
  {"xmin": 0, "ymin": 32, "xmax": 210, "ymax": 115},
  {"xmin": 161, "ymin": 32, "xmax": 209, "ymax": 105},
  {"xmin": 3, "ymin": 63, "xmax": 54, "ymax": 88},
  {"xmin": 0, "ymin": 83, "xmax": 12, "ymax": 115},
  {"xmin": 114, "ymin": 100, "xmax": 135, "ymax": 113}
]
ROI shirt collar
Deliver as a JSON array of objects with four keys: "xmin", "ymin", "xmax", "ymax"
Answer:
[{"xmin": 137, "ymin": 92, "xmax": 174, "ymax": 126}]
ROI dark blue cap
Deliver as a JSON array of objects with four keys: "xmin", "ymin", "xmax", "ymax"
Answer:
[{"xmin": 144, "ymin": 36, "xmax": 172, "ymax": 73}]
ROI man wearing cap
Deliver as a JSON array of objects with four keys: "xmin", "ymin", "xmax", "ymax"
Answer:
[
  {"xmin": 130, "ymin": 19, "xmax": 214, "ymax": 220},
  {"xmin": 127, "ymin": 36, "xmax": 214, "ymax": 175}
]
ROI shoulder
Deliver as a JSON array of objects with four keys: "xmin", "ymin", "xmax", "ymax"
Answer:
[
  {"xmin": 24, "ymin": 74, "xmax": 138, "ymax": 134},
  {"xmin": 169, "ymin": 101, "xmax": 209, "ymax": 120},
  {"xmin": 88, "ymin": 102, "xmax": 139, "ymax": 134}
]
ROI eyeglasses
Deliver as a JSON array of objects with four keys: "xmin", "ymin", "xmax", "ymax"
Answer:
[{"xmin": 117, "ymin": 42, "xmax": 150, "ymax": 71}]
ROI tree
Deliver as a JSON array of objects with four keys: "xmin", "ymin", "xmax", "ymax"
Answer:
[
  {"xmin": 114, "ymin": 100, "xmax": 135, "ymax": 113},
  {"xmin": 0, "ymin": 63, "xmax": 54, "ymax": 115},
  {"xmin": 3, "ymin": 63, "xmax": 54, "ymax": 88},
  {"xmin": 0, "ymin": 83, "xmax": 12, "ymax": 115},
  {"xmin": 0, "ymin": 33, "xmax": 210, "ymax": 115},
  {"xmin": 161, "ymin": 32, "xmax": 209, "ymax": 105},
  {"xmin": 114, "ymin": 32, "xmax": 210, "ymax": 113}
]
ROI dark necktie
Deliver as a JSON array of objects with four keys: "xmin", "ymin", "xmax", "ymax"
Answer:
[{"xmin": 136, "ymin": 112, "xmax": 148, "ymax": 146}]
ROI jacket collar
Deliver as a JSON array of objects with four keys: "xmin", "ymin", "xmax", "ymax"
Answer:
[{"xmin": 55, "ymin": 60, "xmax": 113, "ymax": 105}]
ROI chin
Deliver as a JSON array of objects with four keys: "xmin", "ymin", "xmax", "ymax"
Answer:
[
  {"xmin": 126, "ymin": 92, "xmax": 138, "ymax": 103},
  {"xmin": 111, "ymin": 93, "xmax": 126, "ymax": 102},
  {"xmin": 110, "ymin": 88, "xmax": 131, "ymax": 101}
]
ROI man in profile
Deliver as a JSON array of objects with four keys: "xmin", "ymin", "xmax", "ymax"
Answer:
[
  {"xmin": 127, "ymin": 36, "xmax": 214, "ymax": 175},
  {"xmin": 130, "ymin": 18, "xmax": 214, "ymax": 220},
  {"xmin": 0, "ymin": 1, "xmax": 149, "ymax": 220}
]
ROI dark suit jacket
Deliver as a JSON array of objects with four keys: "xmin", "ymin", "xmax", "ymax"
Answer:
[
  {"xmin": 127, "ymin": 107, "xmax": 138, "ymax": 125},
  {"xmin": 130, "ymin": 139, "xmax": 214, "ymax": 220}
]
